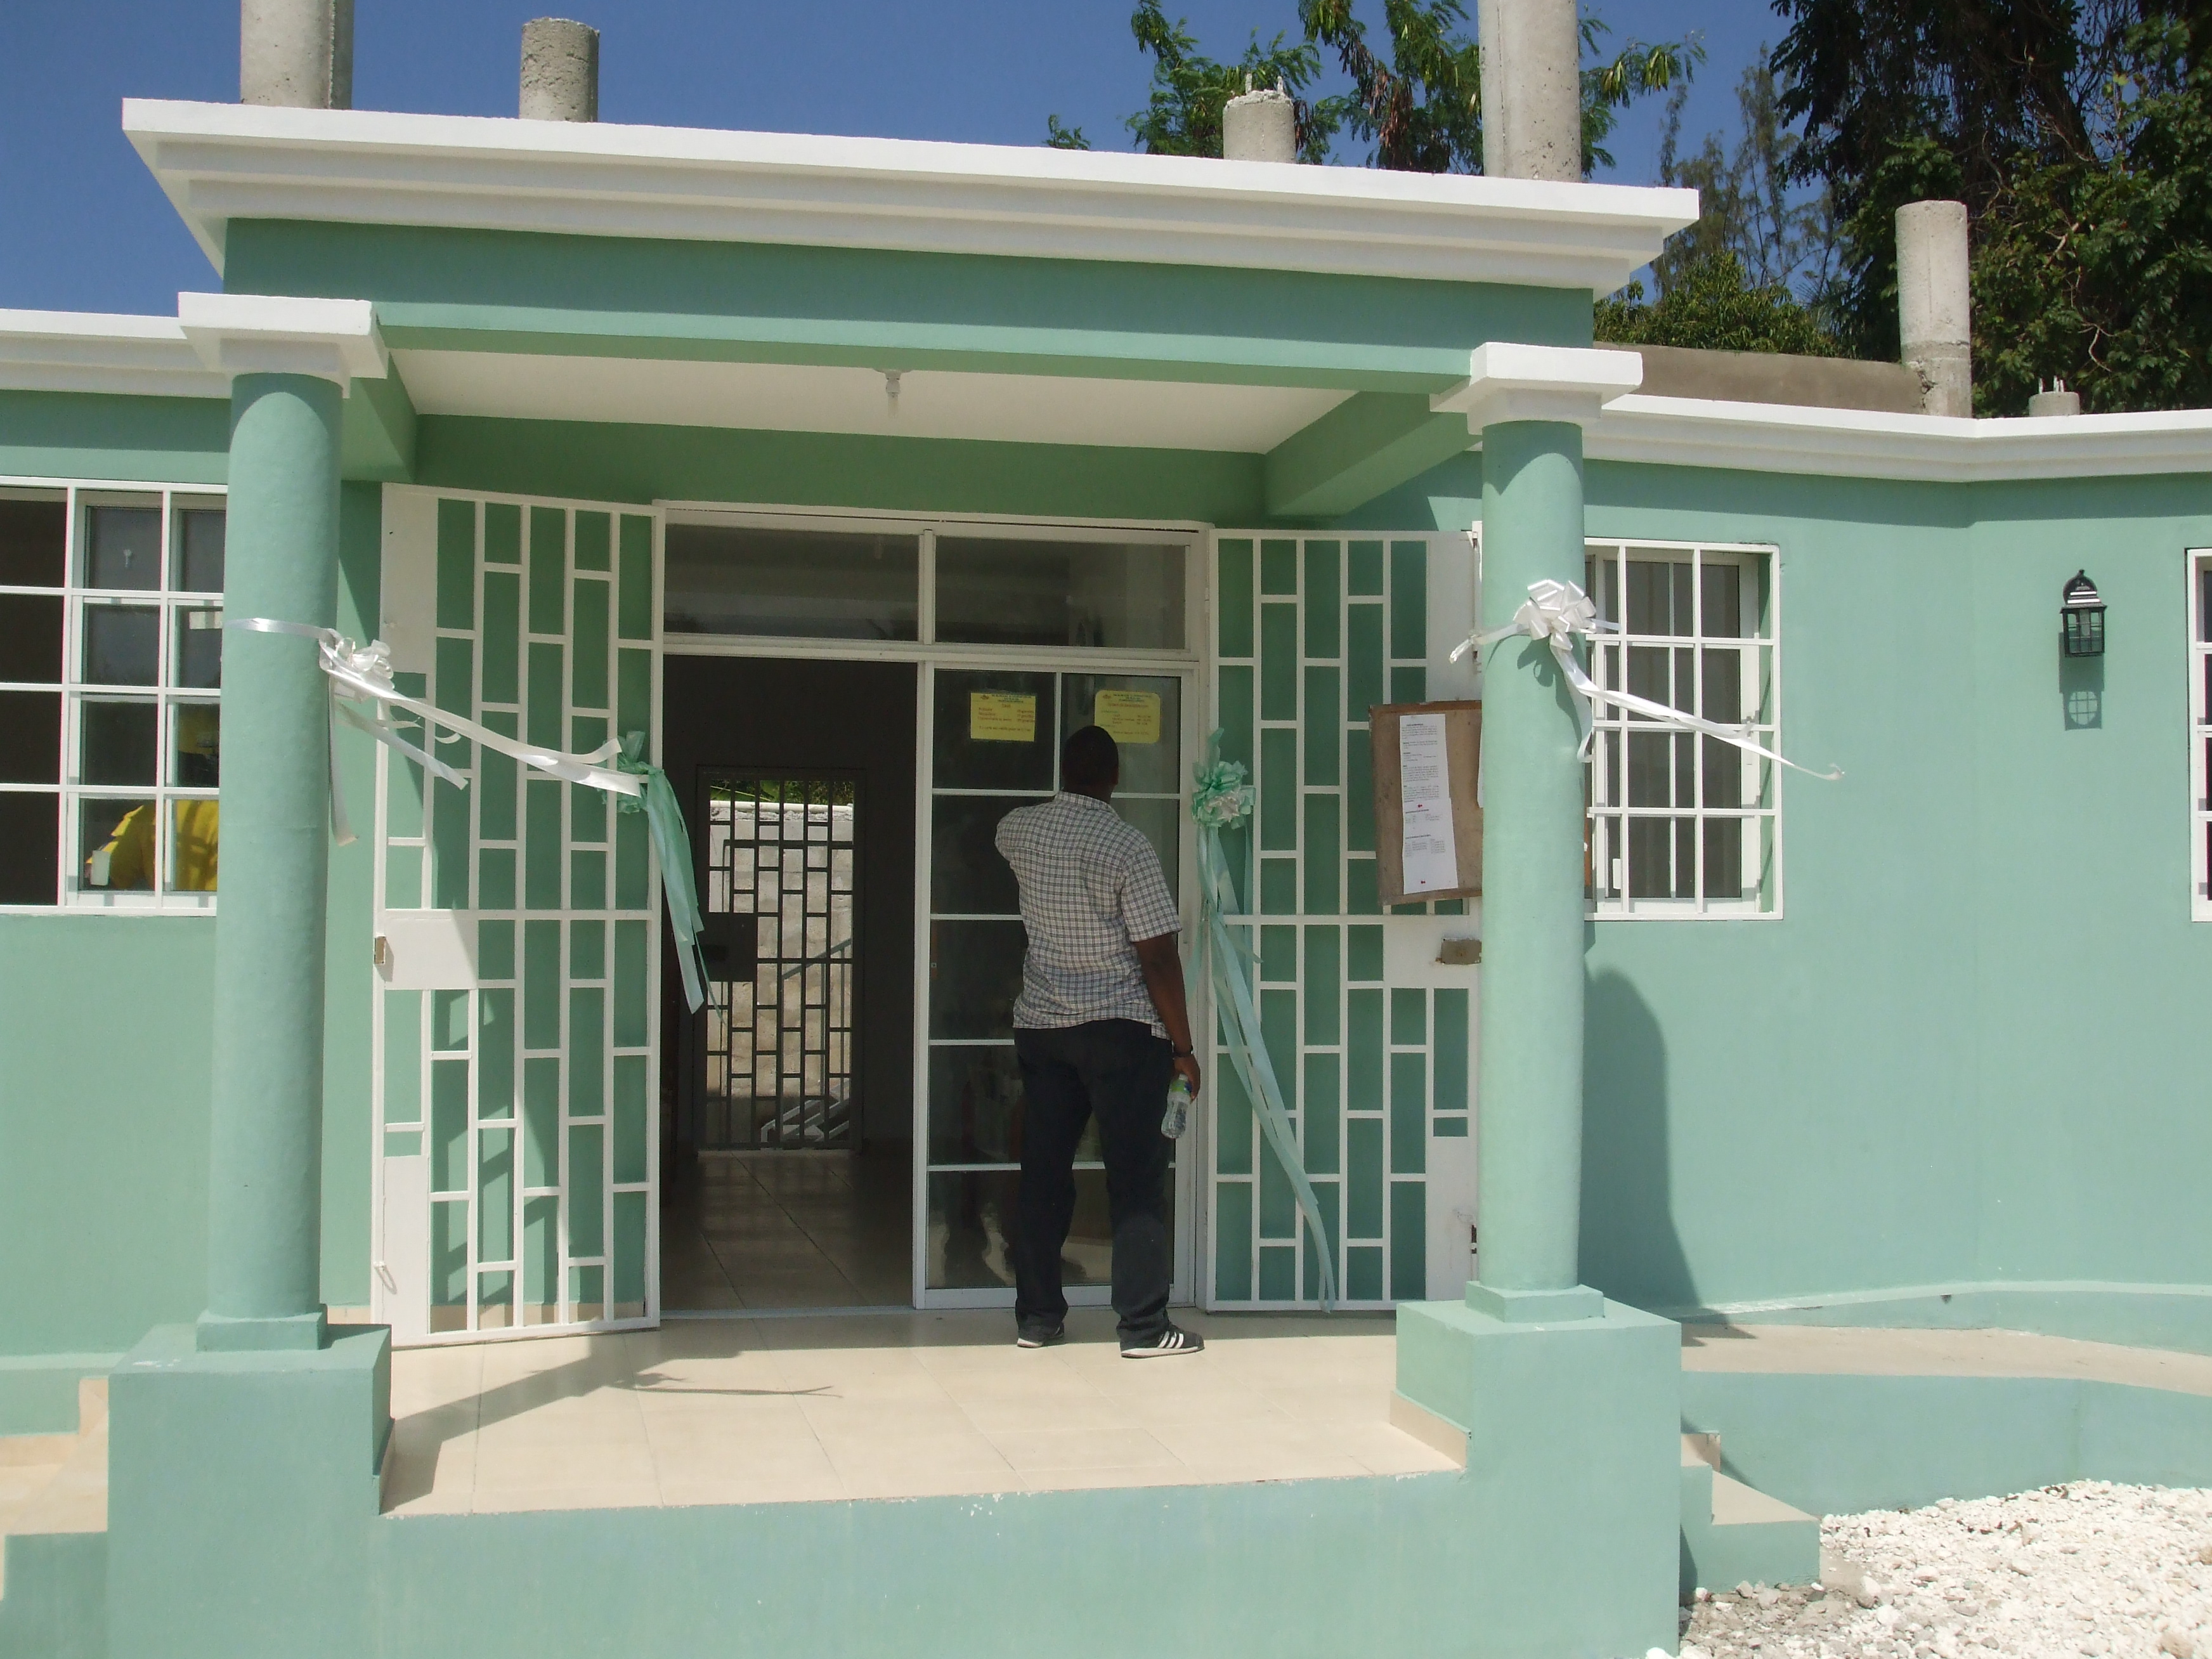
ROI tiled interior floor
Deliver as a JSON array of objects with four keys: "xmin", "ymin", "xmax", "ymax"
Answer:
[
  {"xmin": 661, "ymin": 1148, "xmax": 911, "ymax": 1311},
  {"xmin": 382, "ymin": 1309, "xmax": 1452, "ymax": 1515}
]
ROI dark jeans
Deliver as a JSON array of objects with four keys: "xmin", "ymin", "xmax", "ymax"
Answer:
[{"xmin": 1012, "ymin": 1020, "xmax": 1173, "ymax": 1339}]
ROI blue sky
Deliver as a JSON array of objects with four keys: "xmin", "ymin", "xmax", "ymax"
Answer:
[{"xmin": 0, "ymin": 1, "xmax": 1787, "ymax": 316}]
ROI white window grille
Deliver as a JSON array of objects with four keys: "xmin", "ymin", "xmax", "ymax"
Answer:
[
  {"xmin": 2192, "ymin": 550, "xmax": 2211, "ymax": 921},
  {"xmin": 0, "ymin": 481, "xmax": 227, "ymax": 911},
  {"xmin": 1583, "ymin": 540, "xmax": 1780, "ymax": 918}
]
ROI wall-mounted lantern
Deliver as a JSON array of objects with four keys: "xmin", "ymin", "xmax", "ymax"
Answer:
[{"xmin": 2061, "ymin": 570, "xmax": 2106, "ymax": 657}]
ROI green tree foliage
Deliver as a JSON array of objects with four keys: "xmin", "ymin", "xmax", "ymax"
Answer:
[
  {"xmin": 1596, "ymin": 252, "xmax": 1842, "ymax": 355},
  {"xmin": 1120, "ymin": 0, "xmax": 1340, "ymax": 162},
  {"xmin": 1060, "ymin": 3, "xmax": 1695, "ymax": 177},
  {"xmin": 1773, "ymin": 0, "xmax": 2212, "ymax": 410}
]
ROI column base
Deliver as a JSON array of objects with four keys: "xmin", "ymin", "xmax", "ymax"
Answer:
[
  {"xmin": 1395, "ymin": 1295, "xmax": 1682, "ymax": 1656},
  {"xmin": 1464, "ymin": 1279, "xmax": 1606, "ymax": 1322},
  {"xmin": 107, "ymin": 1324, "xmax": 389, "ymax": 1659},
  {"xmin": 194, "ymin": 1308, "xmax": 329, "ymax": 1352}
]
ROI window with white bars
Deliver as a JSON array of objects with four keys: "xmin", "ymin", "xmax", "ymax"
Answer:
[
  {"xmin": 0, "ymin": 483, "xmax": 227, "ymax": 911},
  {"xmin": 1583, "ymin": 540, "xmax": 1779, "ymax": 918},
  {"xmin": 2192, "ymin": 551, "xmax": 2212, "ymax": 921}
]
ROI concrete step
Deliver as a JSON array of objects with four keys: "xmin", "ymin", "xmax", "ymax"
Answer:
[
  {"xmin": 0, "ymin": 1379, "xmax": 109, "ymax": 1603},
  {"xmin": 1679, "ymin": 1430, "xmax": 1820, "ymax": 1595}
]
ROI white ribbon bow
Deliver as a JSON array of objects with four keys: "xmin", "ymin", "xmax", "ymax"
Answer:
[
  {"xmin": 230, "ymin": 618, "xmax": 641, "ymax": 847},
  {"xmin": 1450, "ymin": 579, "xmax": 1842, "ymax": 783}
]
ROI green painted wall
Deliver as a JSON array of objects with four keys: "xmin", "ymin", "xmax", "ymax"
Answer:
[
  {"xmin": 221, "ymin": 219, "xmax": 1593, "ymax": 390},
  {"xmin": 414, "ymin": 414, "xmax": 1268, "ymax": 521},
  {"xmin": 0, "ymin": 392, "xmax": 228, "ymax": 485},
  {"xmin": 1348, "ymin": 453, "xmax": 2212, "ymax": 1315}
]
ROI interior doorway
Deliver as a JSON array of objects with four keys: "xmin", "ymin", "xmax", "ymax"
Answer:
[{"xmin": 659, "ymin": 655, "xmax": 916, "ymax": 1310}]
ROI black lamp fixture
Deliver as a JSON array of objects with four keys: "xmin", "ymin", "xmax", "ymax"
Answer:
[{"xmin": 2060, "ymin": 569, "xmax": 2106, "ymax": 657}]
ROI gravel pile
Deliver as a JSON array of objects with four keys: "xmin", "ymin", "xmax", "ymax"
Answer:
[{"xmin": 1677, "ymin": 1481, "xmax": 2212, "ymax": 1659}]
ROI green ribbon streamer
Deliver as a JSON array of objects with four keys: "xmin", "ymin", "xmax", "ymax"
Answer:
[
  {"xmin": 1191, "ymin": 741, "xmax": 1339, "ymax": 1310},
  {"xmin": 615, "ymin": 732, "xmax": 709, "ymax": 1015}
]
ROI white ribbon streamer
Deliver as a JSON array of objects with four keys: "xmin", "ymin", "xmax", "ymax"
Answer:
[{"xmin": 1450, "ymin": 578, "xmax": 1843, "ymax": 783}]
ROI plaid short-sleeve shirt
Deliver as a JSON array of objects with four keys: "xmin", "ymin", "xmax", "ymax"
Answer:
[{"xmin": 994, "ymin": 791, "xmax": 1180, "ymax": 1036}]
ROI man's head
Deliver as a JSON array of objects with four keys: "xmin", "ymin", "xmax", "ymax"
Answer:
[{"xmin": 1062, "ymin": 725, "xmax": 1119, "ymax": 800}]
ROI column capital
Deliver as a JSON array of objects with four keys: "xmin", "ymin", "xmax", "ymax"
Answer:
[
  {"xmin": 1431, "ymin": 341, "xmax": 1641, "ymax": 434},
  {"xmin": 177, "ymin": 292, "xmax": 387, "ymax": 391}
]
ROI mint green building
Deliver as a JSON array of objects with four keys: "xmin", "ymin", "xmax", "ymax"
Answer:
[{"xmin": 2, "ymin": 56, "xmax": 2210, "ymax": 1659}]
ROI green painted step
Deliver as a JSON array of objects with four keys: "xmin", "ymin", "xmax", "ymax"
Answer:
[
  {"xmin": 0, "ymin": 1378, "xmax": 108, "ymax": 1659},
  {"xmin": 1679, "ymin": 1431, "xmax": 1821, "ymax": 1595}
]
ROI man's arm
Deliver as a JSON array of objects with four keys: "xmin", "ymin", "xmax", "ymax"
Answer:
[{"xmin": 1133, "ymin": 932, "xmax": 1202, "ymax": 1098}]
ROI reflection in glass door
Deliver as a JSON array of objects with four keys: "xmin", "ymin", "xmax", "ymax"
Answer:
[{"xmin": 918, "ymin": 665, "xmax": 1187, "ymax": 1305}]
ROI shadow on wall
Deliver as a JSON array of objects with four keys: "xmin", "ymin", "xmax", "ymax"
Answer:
[
  {"xmin": 2060, "ymin": 652, "xmax": 2104, "ymax": 731},
  {"xmin": 1581, "ymin": 965, "xmax": 1698, "ymax": 1313}
]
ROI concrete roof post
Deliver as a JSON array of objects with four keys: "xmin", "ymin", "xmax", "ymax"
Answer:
[
  {"xmin": 240, "ymin": 0, "xmax": 353, "ymax": 109},
  {"xmin": 1897, "ymin": 200, "xmax": 1972, "ymax": 417},
  {"xmin": 521, "ymin": 18, "xmax": 601, "ymax": 122},
  {"xmin": 1223, "ymin": 86, "xmax": 1296, "ymax": 162},
  {"xmin": 1478, "ymin": 0, "xmax": 1581, "ymax": 182}
]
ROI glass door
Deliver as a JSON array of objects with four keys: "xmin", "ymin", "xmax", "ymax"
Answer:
[{"xmin": 916, "ymin": 664, "xmax": 1190, "ymax": 1308}]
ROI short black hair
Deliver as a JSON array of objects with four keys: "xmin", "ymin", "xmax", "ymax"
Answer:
[{"xmin": 1062, "ymin": 725, "xmax": 1119, "ymax": 793}]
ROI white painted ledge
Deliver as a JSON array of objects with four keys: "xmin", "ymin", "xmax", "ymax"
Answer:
[
  {"xmin": 0, "ymin": 308, "xmax": 229, "ymax": 400},
  {"xmin": 1431, "ymin": 341, "xmax": 1645, "ymax": 431},
  {"xmin": 177, "ymin": 292, "xmax": 387, "ymax": 389},
  {"xmin": 121, "ymin": 98, "xmax": 1696, "ymax": 293}
]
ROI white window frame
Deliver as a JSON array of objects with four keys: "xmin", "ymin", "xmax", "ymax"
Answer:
[
  {"xmin": 1582, "ymin": 538, "xmax": 1783, "ymax": 921},
  {"xmin": 0, "ymin": 477, "xmax": 228, "ymax": 914},
  {"xmin": 2191, "ymin": 549, "xmax": 2211, "ymax": 921}
]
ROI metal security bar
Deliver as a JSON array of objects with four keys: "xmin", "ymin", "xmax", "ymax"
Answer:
[{"xmin": 701, "ymin": 774, "xmax": 859, "ymax": 1148}]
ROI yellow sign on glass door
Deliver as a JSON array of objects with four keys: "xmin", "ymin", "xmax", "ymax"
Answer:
[
  {"xmin": 1093, "ymin": 689, "xmax": 1161, "ymax": 745},
  {"xmin": 969, "ymin": 692, "xmax": 1038, "ymax": 743}
]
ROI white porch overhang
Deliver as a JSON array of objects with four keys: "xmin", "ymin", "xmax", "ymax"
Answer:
[{"xmin": 121, "ymin": 100, "xmax": 1696, "ymax": 295}]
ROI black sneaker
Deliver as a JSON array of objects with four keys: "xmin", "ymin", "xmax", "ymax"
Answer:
[
  {"xmin": 1119, "ymin": 1324, "xmax": 1205, "ymax": 1359},
  {"xmin": 1014, "ymin": 1321, "xmax": 1065, "ymax": 1349}
]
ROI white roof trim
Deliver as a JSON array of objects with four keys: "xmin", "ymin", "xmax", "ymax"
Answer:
[
  {"xmin": 121, "ymin": 99, "xmax": 1696, "ymax": 294},
  {"xmin": 1581, "ymin": 394, "xmax": 2212, "ymax": 483},
  {"xmin": 0, "ymin": 308, "xmax": 230, "ymax": 400}
]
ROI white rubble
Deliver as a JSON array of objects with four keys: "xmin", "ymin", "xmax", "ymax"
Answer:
[{"xmin": 1678, "ymin": 1481, "xmax": 2212, "ymax": 1659}]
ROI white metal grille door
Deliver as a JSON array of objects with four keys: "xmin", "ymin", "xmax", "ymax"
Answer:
[
  {"xmin": 699, "ymin": 773, "xmax": 859, "ymax": 1148},
  {"xmin": 371, "ymin": 487, "xmax": 663, "ymax": 1344}
]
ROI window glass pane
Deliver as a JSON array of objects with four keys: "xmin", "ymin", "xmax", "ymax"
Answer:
[
  {"xmin": 81, "ymin": 699, "xmax": 158, "ymax": 785},
  {"xmin": 83, "ymin": 606, "xmax": 159, "ymax": 684},
  {"xmin": 0, "ymin": 593, "xmax": 64, "ymax": 683},
  {"xmin": 663, "ymin": 524, "xmax": 918, "ymax": 640},
  {"xmin": 1109, "ymin": 797, "xmax": 1181, "ymax": 906},
  {"xmin": 79, "ymin": 798, "xmax": 157, "ymax": 890},
  {"xmin": 171, "ymin": 798, "xmax": 219, "ymax": 892},
  {"xmin": 0, "ymin": 690, "xmax": 60, "ymax": 783},
  {"xmin": 0, "ymin": 791, "xmax": 58, "ymax": 904},
  {"xmin": 932, "ymin": 669, "xmax": 1056, "ymax": 791},
  {"xmin": 926, "ymin": 1169, "xmax": 1120, "ymax": 1290},
  {"xmin": 927, "ymin": 918, "xmax": 1027, "ymax": 1040},
  {"xmin": 930, "ymin": 795, "xmax": 1032, "ymax": 916},
  {"xmin": 84, "ymin": 506, "xmax": 161, "ymax": 590},
  {"xmin": 173, "ymin": 606, "xmax": 223, "ymax": 687},
  {"xmin": 177, "ymin": 510, "xmax": 226, "ymax": 593},
  {"xmin": 174, "ymin": 702, "xmax": 221, "ymax": 786},
  {"xmin": 1060, "ymin": 673, "xmax": 1181, "ymax": 795},
  {"xmin": 928, "ymin": 1045, "xmax": 1026, "ymax": 1163},
  {"xmin": 935, "ymin": 537, "xmax": 1185, "ymax": 649},
  {"xmin": 0, "ymin": 498, "xmax": 65, "ymax": 587},
  {"xmin": 1700, "ymin": 560, "xmax": 1743, "ymax": 638}
]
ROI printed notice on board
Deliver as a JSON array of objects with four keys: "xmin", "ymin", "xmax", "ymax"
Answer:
[
  {"xmin": 1398, "ymin": 711, "xmax": 1459, "ymax": 893},
  {"xmin": 1093, "ymin": 689, "xmax": 1161, "ymax": 745},
  {"xmin": 969, "ymin": 692, "xmax": 1038, "ymax": 743}
]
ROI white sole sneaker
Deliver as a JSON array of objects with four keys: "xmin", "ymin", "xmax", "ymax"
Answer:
[{"xmin": 1119, "ymin": 1326, "xmax": 1204, "ymax": 1358}]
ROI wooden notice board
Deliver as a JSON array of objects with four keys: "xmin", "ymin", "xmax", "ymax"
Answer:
[{"xmin": 1370, "ymin": 700, "xmax": 1483, "ymax": 906}]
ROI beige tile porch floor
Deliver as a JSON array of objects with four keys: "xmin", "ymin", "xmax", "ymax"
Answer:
[{"xmin": 382, "ymin": 1308, "xmax": 1453, "ymax": 1515}]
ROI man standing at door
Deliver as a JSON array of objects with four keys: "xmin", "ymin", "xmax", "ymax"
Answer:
[{"xmin": 995, "ymin": 724, "xmax": 1205, "ymax": 1357}]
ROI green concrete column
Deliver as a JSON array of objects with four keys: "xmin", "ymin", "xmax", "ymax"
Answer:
[
  {"xmin": 1473, "ymin": 417, "xmax": 1594, "ymax": 1314},
  {"xmin": 201, "ymin": 372, "xmax": 342, "ymax": 1350}
]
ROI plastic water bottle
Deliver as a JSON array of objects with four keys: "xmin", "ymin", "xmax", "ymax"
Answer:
[{"xmin": 1161, "ymin": 1077, "xmax": 1192, "ymax": 1140}]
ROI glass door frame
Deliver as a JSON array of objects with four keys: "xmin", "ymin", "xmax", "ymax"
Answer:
[{"xmin": 910, "ymin": 650, "xmax": 1204, "ymax": 1311}]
